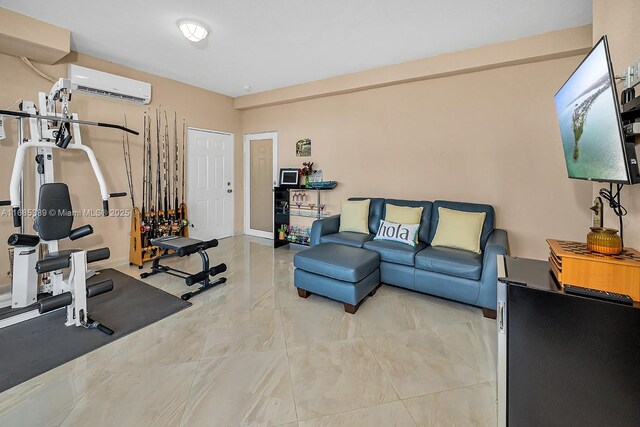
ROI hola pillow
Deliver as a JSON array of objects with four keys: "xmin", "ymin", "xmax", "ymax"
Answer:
[
  {"xmin": 385, "ymin": 204, "xmax": 423, "ymax": 225},
  {"xmin": 374, "ymin": 220, "xmax": 420, "ymax": 247},
  {"xmin": 431, "ymin": 207, "xmax": 486, "ymax": 254},
  {"xmin": 385, "ymin": 204, "xmax": 424, "ymax": 243},
  {"xmin": 339, "ymin": 199, "xmax": 370, "ymax": 234}
]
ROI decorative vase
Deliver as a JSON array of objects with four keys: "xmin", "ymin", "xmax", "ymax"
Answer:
[
  {"xmin": 587, "ymin": 227, "xmax": 623, "ymax": 255},
  {"xmin": 279, "ymin": 231, "xmax": 285, "ymax": 240},
  {"xmin": 305, "ymin": 175, "xmax": 310, "ymax": 188}
]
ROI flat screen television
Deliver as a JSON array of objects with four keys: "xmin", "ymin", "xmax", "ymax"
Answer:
[{"xmin": 554, "ymin": 36, "xmax": 630, "ymax": 184}]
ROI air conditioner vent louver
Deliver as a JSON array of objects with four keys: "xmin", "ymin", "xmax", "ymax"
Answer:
[
  {"xmin": 75, "ymin": 85, "xmax": 148, "ymax": 104},
  {"xmin": 68, "ymin": 65, "xmax": 151, "ymax": 105}
]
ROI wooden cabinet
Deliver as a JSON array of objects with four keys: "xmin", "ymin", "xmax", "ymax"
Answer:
[{"xmin": 547, "ymin": 239, "xmax": 640, "ymax": 301}]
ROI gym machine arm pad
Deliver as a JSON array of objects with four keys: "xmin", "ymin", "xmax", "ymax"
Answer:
[
  {"xmin": 38, "ymin": 292, "xmax": 72, "ymax": 314},
  {"xmin": 86, "ymin": 247, "xmax": 110, "ymax": 263},
  {"xmin": 86, "ymin": 279, "xmax": 113, "ymax": 298},
  {"xmin": 36, "ymin": 256, "xmax": 70, "ymax": 274},
  {"xmin": 69, "ymin": 225, "xmax": 93, "ymax": 241},
  {"xmin": 7, "ymin": 234, "xmax": 40, "ymax": 247}
]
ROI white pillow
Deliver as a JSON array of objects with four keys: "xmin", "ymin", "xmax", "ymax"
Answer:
[
  {"xmin": 374, "ymin": 220, "xmax": 420, "ymax": 247},
  {"xmin": 431, "ymin": 207, "xmax": 486, "ymax": 254}
]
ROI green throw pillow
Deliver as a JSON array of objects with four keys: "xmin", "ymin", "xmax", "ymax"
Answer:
[
  {"xmin": 431, "ymin": 207, "xmax": 486, "ymax": 254},
  {"xmin": 339, "ymin": 199, "xmax": 370, "ymax": 234}
]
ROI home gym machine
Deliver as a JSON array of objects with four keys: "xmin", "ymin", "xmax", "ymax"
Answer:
[
  {"xmin": 0, "ymin": 77, "xmax": 136, "ymax": 334},
  {"xmin": 140, "ymin": 236, "xmax": 227, "ymax": 300}
]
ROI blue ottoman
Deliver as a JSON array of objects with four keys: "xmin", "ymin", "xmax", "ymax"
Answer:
[{"xmin": 294, "ymin": 243, "xmax": 381, "ymax": 313}]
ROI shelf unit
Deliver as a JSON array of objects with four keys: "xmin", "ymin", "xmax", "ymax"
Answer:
[{"xmin": 273, "ymin": 186, "xmax": 336, "ymax": 248}]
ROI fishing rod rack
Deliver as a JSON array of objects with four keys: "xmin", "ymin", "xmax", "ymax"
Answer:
[{"xmin": 128, "ymin": 109, "xmax": 190, "ymax": 268}]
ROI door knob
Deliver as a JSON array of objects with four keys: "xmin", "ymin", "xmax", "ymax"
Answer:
[{"xmin": 227, "ymin": 189, "xmax": 232, "ymax": 193}]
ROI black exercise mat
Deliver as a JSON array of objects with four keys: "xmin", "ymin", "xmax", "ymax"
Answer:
[{"xmin": 0, "ymin": 268, "xmax": 191, "ymax": 393}]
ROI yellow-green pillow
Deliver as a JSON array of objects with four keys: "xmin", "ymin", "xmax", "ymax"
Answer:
[
  {"xmin": 339, "ymin": 199, "xmax": 370, "ymax": 234},
  {"xmin": 431, "ymin": 207, "xmax": 486, "ymax": 254},
  {"xmin": 385, "ymin": 204, "xmax": 423, "ymax": 224}
]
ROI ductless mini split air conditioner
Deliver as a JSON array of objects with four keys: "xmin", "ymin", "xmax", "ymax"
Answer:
[{"xmin": 68, "ymin": 64, "xmax": 152, "ymax": 104}]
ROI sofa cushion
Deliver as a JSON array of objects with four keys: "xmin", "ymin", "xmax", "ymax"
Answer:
[
  {"xmin": 339, "ymin": 199, "xmax": 370, "ymax": 234},
  {"xmin": 294, "ymin": 243, "xmax": 380, "ymax": 282},
  {"xmin": 320, "ymin": 232, "xmax": 375, "ymax": 248},
  {"xmin": 385, "ymin": 204, "xmax": 423, "ymax": 225},
  {"xmin": 384, "ymin": 199, "xmax": 433, "ymax": 243},
  {"xmin": 428, "ymin": 200, "xmax": 494, "ymax": 250},
  {"xmin": 415, "ymin": 246, "xmax": 483, "ymax": 281},
  {"xmin": 431, "ymin": 207, "xmax": 486, "ymax": 254},
  {"xmin": 364, "ymin": 240, "xmax": 427, "ymax": 266},
  {"xmin": 349, "ymin": 197, "xmax": 385, "ymax": 234}
]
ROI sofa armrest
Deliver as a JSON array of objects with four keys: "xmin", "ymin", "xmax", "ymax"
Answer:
[
  {"xmin": 476, "ymin": 229, "xmax": 510, "ymax": 310},
  {"xmin": 310, "ymin": 215, "xmax": 340, "ymax": 246}
]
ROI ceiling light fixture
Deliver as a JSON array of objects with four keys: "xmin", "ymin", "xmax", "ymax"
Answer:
[{"xmin": 178, "ymin": 20, "xmax": 209, "ymax": 42}]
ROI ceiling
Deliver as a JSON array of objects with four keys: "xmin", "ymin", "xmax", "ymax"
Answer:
[{"xmin": 0, "ymin": 0, "xmax": 592, "ymax": 97}]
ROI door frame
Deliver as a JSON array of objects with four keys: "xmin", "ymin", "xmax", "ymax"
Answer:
[
  {"xmin": 186, "ymin": 127, "xmax": 235, "ymax": 239},
  {"xmin": 243, "ymin": 131, "xmax": 278, "ymax": 239}
]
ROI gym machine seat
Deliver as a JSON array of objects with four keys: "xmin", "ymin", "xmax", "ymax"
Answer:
[{"xmin": 140, "ymin": 236, "xmax": 227, "ymax": 300}]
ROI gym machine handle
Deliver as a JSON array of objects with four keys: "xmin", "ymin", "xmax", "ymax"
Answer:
[
  {"xmin": 69, "ymin": 225, "xmax": 93, "ymax": 241},
  {"xmin": 7, "ymin": 233, "xmax": 40, "ymax": 247},
  {"xmin": 0, "ymin": 200, "xmax": 10, "ymax": 206},
  {"xmin": 12, "ymin": 207, "xmax": 21, "ymax": 227},
  {"xmin": 102, "ymin": 193, "xmax": 126, "ymax": 216}
]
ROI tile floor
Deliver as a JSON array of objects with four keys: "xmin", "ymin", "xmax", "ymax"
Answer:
[{"xmin": 0, "ymin": 236, "xmax": 498, "ymax": 426}]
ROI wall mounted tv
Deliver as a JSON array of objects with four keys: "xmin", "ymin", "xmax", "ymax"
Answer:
[{"xmin": 554, "ymin": 36, "xmax": 636, "ymax": 184}]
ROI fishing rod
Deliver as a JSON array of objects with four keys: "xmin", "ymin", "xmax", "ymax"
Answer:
[
  {"xmin": 173, "ymin": 112, "xmax": 179, "ymax": 226},
  {"xmin": 141, "ymin": 113, "xmax": 147, "ymax": 219},
  {"xmin": 182, "ymin": 119, "xmax": 186, "ymax": 205},
  {"xmin": 162, "ymin": 110, "xmax": 169, "ymax": 225},
  {"xmin": 180, "ymin": 118, "xmax": 187, "ymax": 227},
  {"xmin": 155, "ymin": 108, "xmax": 162, "ymax": 236},
  {"xmin": 140, "ymin": 113, "xmax": 149, "ymax": 247},
  {"xmin": 122, "ymin": 115, "xmax": 135, "ymax": 209}
]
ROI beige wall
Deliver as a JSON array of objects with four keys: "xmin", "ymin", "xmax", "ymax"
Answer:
[
  {"xmin": 243, "ymin": 54, "xmax": 593, "ymax": 259},
  {"xmin": 592, "ymin": 0, "xmax": 640, "ymax": 249},
  {"xmin": 0, "ymin": 52, "xmax": 242, "ymax": 284},
  {"xmin": 236, "ymin": 25, "xmax": 592, "ymax": 111}
]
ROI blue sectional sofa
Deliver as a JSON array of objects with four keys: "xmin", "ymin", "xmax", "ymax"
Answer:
[{"xmin": 309, "ymin": 198, "xmax": 509, "ymax": 317}]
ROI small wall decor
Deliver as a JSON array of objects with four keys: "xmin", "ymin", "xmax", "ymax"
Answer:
[
  {"xmin": 309, "ymin": 170, "xmax": 323, "ymax": 183},
  {"xmin": 296, "ymin": 138, "xmax": 311, "ymax": 157}
]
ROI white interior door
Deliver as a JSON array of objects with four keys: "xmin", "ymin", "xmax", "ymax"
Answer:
[
  {"xmin": 244, "ymin": 132, "xmax": 278, "ymax": 239},
  {"xmin": 187, "ymin": 128, "xmax": 234, "ymax": 240}
]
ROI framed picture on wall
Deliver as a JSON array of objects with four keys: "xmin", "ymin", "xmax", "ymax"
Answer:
[
  {"xmin": 279, "ymin": 168, "xmax": 300, "ymax": 187},
  {"xmin": 296, "ymin": 139, "xmax": 311, "ymax": 157}
]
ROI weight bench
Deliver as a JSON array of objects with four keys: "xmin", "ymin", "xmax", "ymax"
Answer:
[{"xmin": 140, "ymin": 236, "xmax": 227, "ymax": 300}]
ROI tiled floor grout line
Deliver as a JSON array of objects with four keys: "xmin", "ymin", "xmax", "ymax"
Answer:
[
  {"xmin": 175, "ymin": 351, "xmax": 206, "ymax": 426},
  {"xmin": 360, "ymin": 334, "xmax": 404, "ymax": 408},
  {"xmin": 430, "ymin": 319, "xmax": 496, "ymax": 383},
  {"xmin": 280, "ymin": 295, "xmax": 301, "ymax": 423}
]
